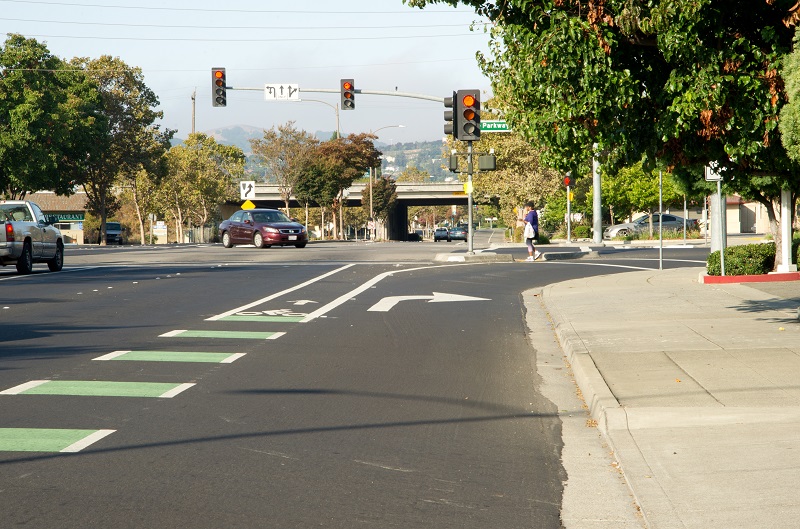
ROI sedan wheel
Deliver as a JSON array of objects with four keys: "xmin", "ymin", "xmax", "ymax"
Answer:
[
  {"xmin": 253, "ymin": 232, "xmax": 266, "ymax": 248},
  {"xmin": 222, "ymin": 231, "xmax": 233, "ymax": 248}
]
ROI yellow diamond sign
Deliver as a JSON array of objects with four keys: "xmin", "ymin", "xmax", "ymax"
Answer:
[{"xmin": 241, "ymin": 200, "xmax": 256, "ymax": 210}]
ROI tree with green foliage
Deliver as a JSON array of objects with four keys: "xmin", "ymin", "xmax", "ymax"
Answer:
[
  {"xmin": 406, "ymin": 0, "xmax": 800, "ymax": 269},
  {"xmin": 395, "ymin": 165, "xmax": 430, "ymax": 183},
  {"xmin": 163, "ymin": 133, "xmax": 243, "ymax": 243},
  {"xmin": 72, "ymin": 55, "xmax": 173, "ymax": 245},
  {"xmin": 0, "ymin": 34, "xmax": 107, "ymax": 198},
  {"xmin": 364, "ymin": 176, "xmax": 397, "ymax": 226},
  {"xmin": 249, "ymin": 121, "xmax": 318, "ymax": 214},
  {"xmin": 316, "ymin": 133, "xmax": 381, "ymax": 239}
]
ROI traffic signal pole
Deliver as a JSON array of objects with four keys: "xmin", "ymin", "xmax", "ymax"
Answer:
[{"xmin": 467, "ymin": 140, "xmax": 474, "ymax": 255}]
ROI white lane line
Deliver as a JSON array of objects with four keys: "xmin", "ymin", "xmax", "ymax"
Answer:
[
  {"xmin": 61, "ymin": 429, "xmax": 116, "ymax": 453},
  {"xmin": 159, "ymin": 383, "xmax": 196, "ymax": 399},
  {"xmin": 205, "ymin": 264, "xmax": 355, "ymax": 321},
  {"xmin": 266, "ymin": 332, "xmax": 286, "ymax": 340},
  {"xmin": 0, "ymin": 380, "xmax": 49, "ymax": 395},
  {"xmin": 93, "ymin": 350, "xmax": 131, "ymax": 361}
]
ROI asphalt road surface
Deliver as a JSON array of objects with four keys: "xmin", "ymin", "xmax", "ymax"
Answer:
[{"xmin": 0, "ymin": 234, "xmax": 709, "ymax": 528}]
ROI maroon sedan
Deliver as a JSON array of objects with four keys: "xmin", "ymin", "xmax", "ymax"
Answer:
[{"xmin": 219, "ymin": 209, "xmax": 308, "ymax": 248}]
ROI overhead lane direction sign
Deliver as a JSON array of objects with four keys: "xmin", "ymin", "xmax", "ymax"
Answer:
[
  {"xmin": 480, "ymin": 120, "xmax": 510, "ymax": 133},
  {"xmin": 367, "ymin": 292, "xmax": 490, "ymax": 312},
  {"xmin": 265, "ymin": 84, "xmax": 300, "ymax": 101}
]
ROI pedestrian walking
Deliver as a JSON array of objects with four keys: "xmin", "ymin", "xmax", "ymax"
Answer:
[{"xmin": 523, "ymin": 201, "xmax": 541, "ymax": 262}]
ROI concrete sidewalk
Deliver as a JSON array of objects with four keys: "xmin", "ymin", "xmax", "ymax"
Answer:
[{"xmin": 540, "ymin": 267, "xmax": 800, "ymax": 529}]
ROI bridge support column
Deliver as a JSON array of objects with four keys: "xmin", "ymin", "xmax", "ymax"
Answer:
[{"xmin": 387, "ymin": 203, "xmax": 409, "ymax": 241}]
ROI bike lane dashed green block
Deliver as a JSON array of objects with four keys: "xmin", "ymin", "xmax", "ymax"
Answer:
[
  {"xmin": 94, "ymin": 350, "xmax": 246, "ymax": 363},
  {"xmin": 0, "ymin": 428, "xmax": 115, "ymax": 453},
  {"xmin": 0, "ymin": 380, "xmax": 195, "ymax": 398},
  {"xmin": 160, "ymin": 329, "xmax": 285, "ymax": 340}
]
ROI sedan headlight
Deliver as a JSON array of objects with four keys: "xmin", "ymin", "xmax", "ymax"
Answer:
[{"xmin": 263, "ymin": 227, "xmax": 279, "ymax": 233}]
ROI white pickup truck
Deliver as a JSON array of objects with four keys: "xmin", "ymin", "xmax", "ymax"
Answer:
[{"xmin": 0, "ymin": 200, "xmax": 64, "ymax": 274}]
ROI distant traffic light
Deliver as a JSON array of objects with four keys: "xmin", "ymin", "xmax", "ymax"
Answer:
[
  {"xmin": 455, "ymin": 89, "xmax": 480, "ymax": 141},
  {"xmin": 341, "ymin": 79, "xmax": 355, "ymax": 110},
  {"xmin": 212, "ymin": 68, "xmax": 226, "ymax": 107},
  {"xmin": 563, "ymin": 175, "xmax": 572, "ymax": 187},
  {"xmin": 443, "ymin": 92, "xmax": 456, "ymax": 138}
]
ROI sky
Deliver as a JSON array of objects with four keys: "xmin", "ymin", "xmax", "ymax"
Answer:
[{"xmin": 1, "ymin": 0, "xmax": 493, "ymax": 144}]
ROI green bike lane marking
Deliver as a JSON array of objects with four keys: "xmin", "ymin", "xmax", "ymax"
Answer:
[
  {"xmin": 94, "ymin": 350, "xmax": 246, "ymax": 363},
  {"xmin": 0, "ymin": 428, "xmax": 116, "ymax": 453},
  {"xmin": 0, "ymin": 380, "xmax": 195, "ymax": 398},
  {"xmin": 159, "ymin": 329, "xmax": 285, "ymax": 340},
  {"xmin": 219, "ymin": 315, "xmax": 305, "ymax": 322}
]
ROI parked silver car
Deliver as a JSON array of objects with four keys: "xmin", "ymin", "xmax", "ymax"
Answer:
[{"xmin": 603, "ymin": 214, "xmax": 698, "ymax": 239}]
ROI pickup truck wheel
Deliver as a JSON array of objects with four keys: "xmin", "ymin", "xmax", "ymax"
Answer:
[
  {"xmin": 222, "ymin": 231, "xmax": 233, "ymax": 248},
  {"xmin": 47, "ymin": 242, "xmax": 64, "ymax": 272},
  {"xmin": 16, "ymin": 241, "xmax": 33, "ymax": 274}
]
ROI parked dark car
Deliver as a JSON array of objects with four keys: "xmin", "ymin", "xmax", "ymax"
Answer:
[
  {"xmin": 448, "ymin": 226, "xmax": 468, "ymax": 241},
  {"xmin": 219, "ymin": 209, "xmax": 308, "ymax": 248},
  {"xmin": 433, "ymin": 227, "xmax": 451, "ymax": 242}
]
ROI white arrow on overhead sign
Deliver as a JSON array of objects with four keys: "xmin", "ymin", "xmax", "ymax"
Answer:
[{"xmin": 367, "ymin": 292, "xmax": 490, "ymax": 312}]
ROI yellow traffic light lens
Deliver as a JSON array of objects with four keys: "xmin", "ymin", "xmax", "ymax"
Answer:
[
  {"xmin": 463, "ymin": 109, "xmax": 476, "ymax": 121},
  {"xmin": 462, "ymin": 94, "xmax": 476, "ymax": 107}
]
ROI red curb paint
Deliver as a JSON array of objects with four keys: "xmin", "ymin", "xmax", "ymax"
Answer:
[{"xmin": 700, "ymin": 272, "xmax": 800, "ymax": 284}]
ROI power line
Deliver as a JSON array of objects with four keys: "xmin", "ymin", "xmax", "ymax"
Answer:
[
  {"xmin": 21, "ymin": 32, "xmax": 481, "ymax": 42},
  {"xmin": 0, "ymin": 16, "xmax": 488, "ymax": 30},
  {"xmin": 1, "ymin": 0, "xmax": 477, "ymax": 15}
]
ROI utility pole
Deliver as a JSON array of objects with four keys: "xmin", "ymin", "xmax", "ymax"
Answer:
[{"xmin": 191, "ymin": 89, "xmax": 196, "ymax": 134}]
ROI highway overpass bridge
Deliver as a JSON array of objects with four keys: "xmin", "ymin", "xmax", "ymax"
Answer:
[{"xmin": 223, "ymin": 182, "xmax": 470, "ymax": 240}]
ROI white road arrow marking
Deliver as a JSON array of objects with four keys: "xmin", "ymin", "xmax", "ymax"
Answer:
[
  {"xmin": 287, "ymin": 300, "xmax": 317, "ymax": 306},
  {"xmin": 367, "ymin": 292, "xmax": 490, "ymax": 312}
]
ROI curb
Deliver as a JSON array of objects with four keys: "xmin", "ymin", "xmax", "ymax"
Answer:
[
  {"xmin": 699, "ymin": 271, "xmax": 800, "ymax": 284},
  {"xmin": 434, "ymin": 252, "xmax": 514, "ymax": 263}
]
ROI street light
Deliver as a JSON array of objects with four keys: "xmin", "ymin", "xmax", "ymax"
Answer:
[{"xmin": 369, "ymin": 125, "xmax": 405, "ymax": 240}]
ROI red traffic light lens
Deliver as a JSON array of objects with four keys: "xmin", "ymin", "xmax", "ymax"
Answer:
[
  {"xmin": 563, "ymin": 177, "xmax": 572, "ymax": 186},
  {"xmin": 214, "ymin": 70, "xmax": 224, "ymax": 79},
  {"xmin": 343, "ymin": 81, "xmax": 353, "ymax": 90},
  {"xmin": 462, "ymin": 94, "xmax": 476, "ymax": 107}
]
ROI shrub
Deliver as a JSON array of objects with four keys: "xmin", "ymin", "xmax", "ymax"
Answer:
[
  {"xmin": 407, "ymin": 232, "xmax": 422, "ymax": 242},
  {"xmin": 707, "ymin": 243, "xmax": 775, "ymax": 276},
  {"xmin": 573, "ymin": 225, "xmax": 591, "ymax": 238}
]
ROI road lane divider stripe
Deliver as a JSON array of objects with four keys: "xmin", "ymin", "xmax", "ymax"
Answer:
[
  {"xmin": 206, "ymin": 264, "xmax": 354, "ymax": 321},
  {"xmin": 0, "ymin": 380, "xmax": 196, "ymax": 398},
  {"xmin": 0, "ymin": 428, "xmax": 116, "ymax": 453},
  {"xmin": 159, "ymin": 330, "xmax": 285, "ymax": 340},
  {"xmin": 94, "ymin": 350, "xmax": 246, "ymax": 363}
]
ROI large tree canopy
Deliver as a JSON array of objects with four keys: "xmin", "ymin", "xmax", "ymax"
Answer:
[
  {"xmin": 0, "ymin": 34, "xmax": 107, "ymax": 198},
  {"xmin": 407, "ymin": 0, "xmax": 800, "ymax": 266}
]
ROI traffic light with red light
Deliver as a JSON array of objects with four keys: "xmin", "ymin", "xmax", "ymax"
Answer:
[
  {"xmin": 212, "ymin": 68, "xmax": 226, "ymax": 107},
  {"xmin": 563, "ymin": 175, "xmax": 572, "ymax": 187},
  {"xmin": 455, "ymin": 89, "xmax": 480, "ymax": 141},
  {"xmin": 341, "ymin": 79, "xmax": 355, "ymax": 110},
  {"xmin": 444, "ymin": 92, "xmax": 456, "ymax": 138}
]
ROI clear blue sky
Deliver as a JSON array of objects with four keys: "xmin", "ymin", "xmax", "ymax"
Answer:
[{"xmin": 1, "ymin": 0, "xmax": 492, "ymax": 143}]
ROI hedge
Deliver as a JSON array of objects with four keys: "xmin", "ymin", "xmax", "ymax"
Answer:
[{"xmin": 707, "ymin": 243, "xmax": 775, "ymax": 276}]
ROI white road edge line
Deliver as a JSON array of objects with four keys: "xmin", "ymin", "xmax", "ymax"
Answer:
[
  {"xmin": 206, "ymin": 264, "xmax": 355, "ymax": 321},
  {"xmin": 0, "ymin": 380, "xmax": 50, "ymax": 395},
  {"xmin": 61, "ymin": 429, "xmax": 116, "ymax": 453}
]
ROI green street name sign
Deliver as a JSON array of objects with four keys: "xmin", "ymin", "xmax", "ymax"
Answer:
[{"xmin": 480, "ymin": 120, "xmax": 510, "ymax": 133}]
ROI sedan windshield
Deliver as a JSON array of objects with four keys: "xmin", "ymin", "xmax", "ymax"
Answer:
[{"xmin": 252, "ymin": 211, "xmax": 290, "ymax": 223}]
